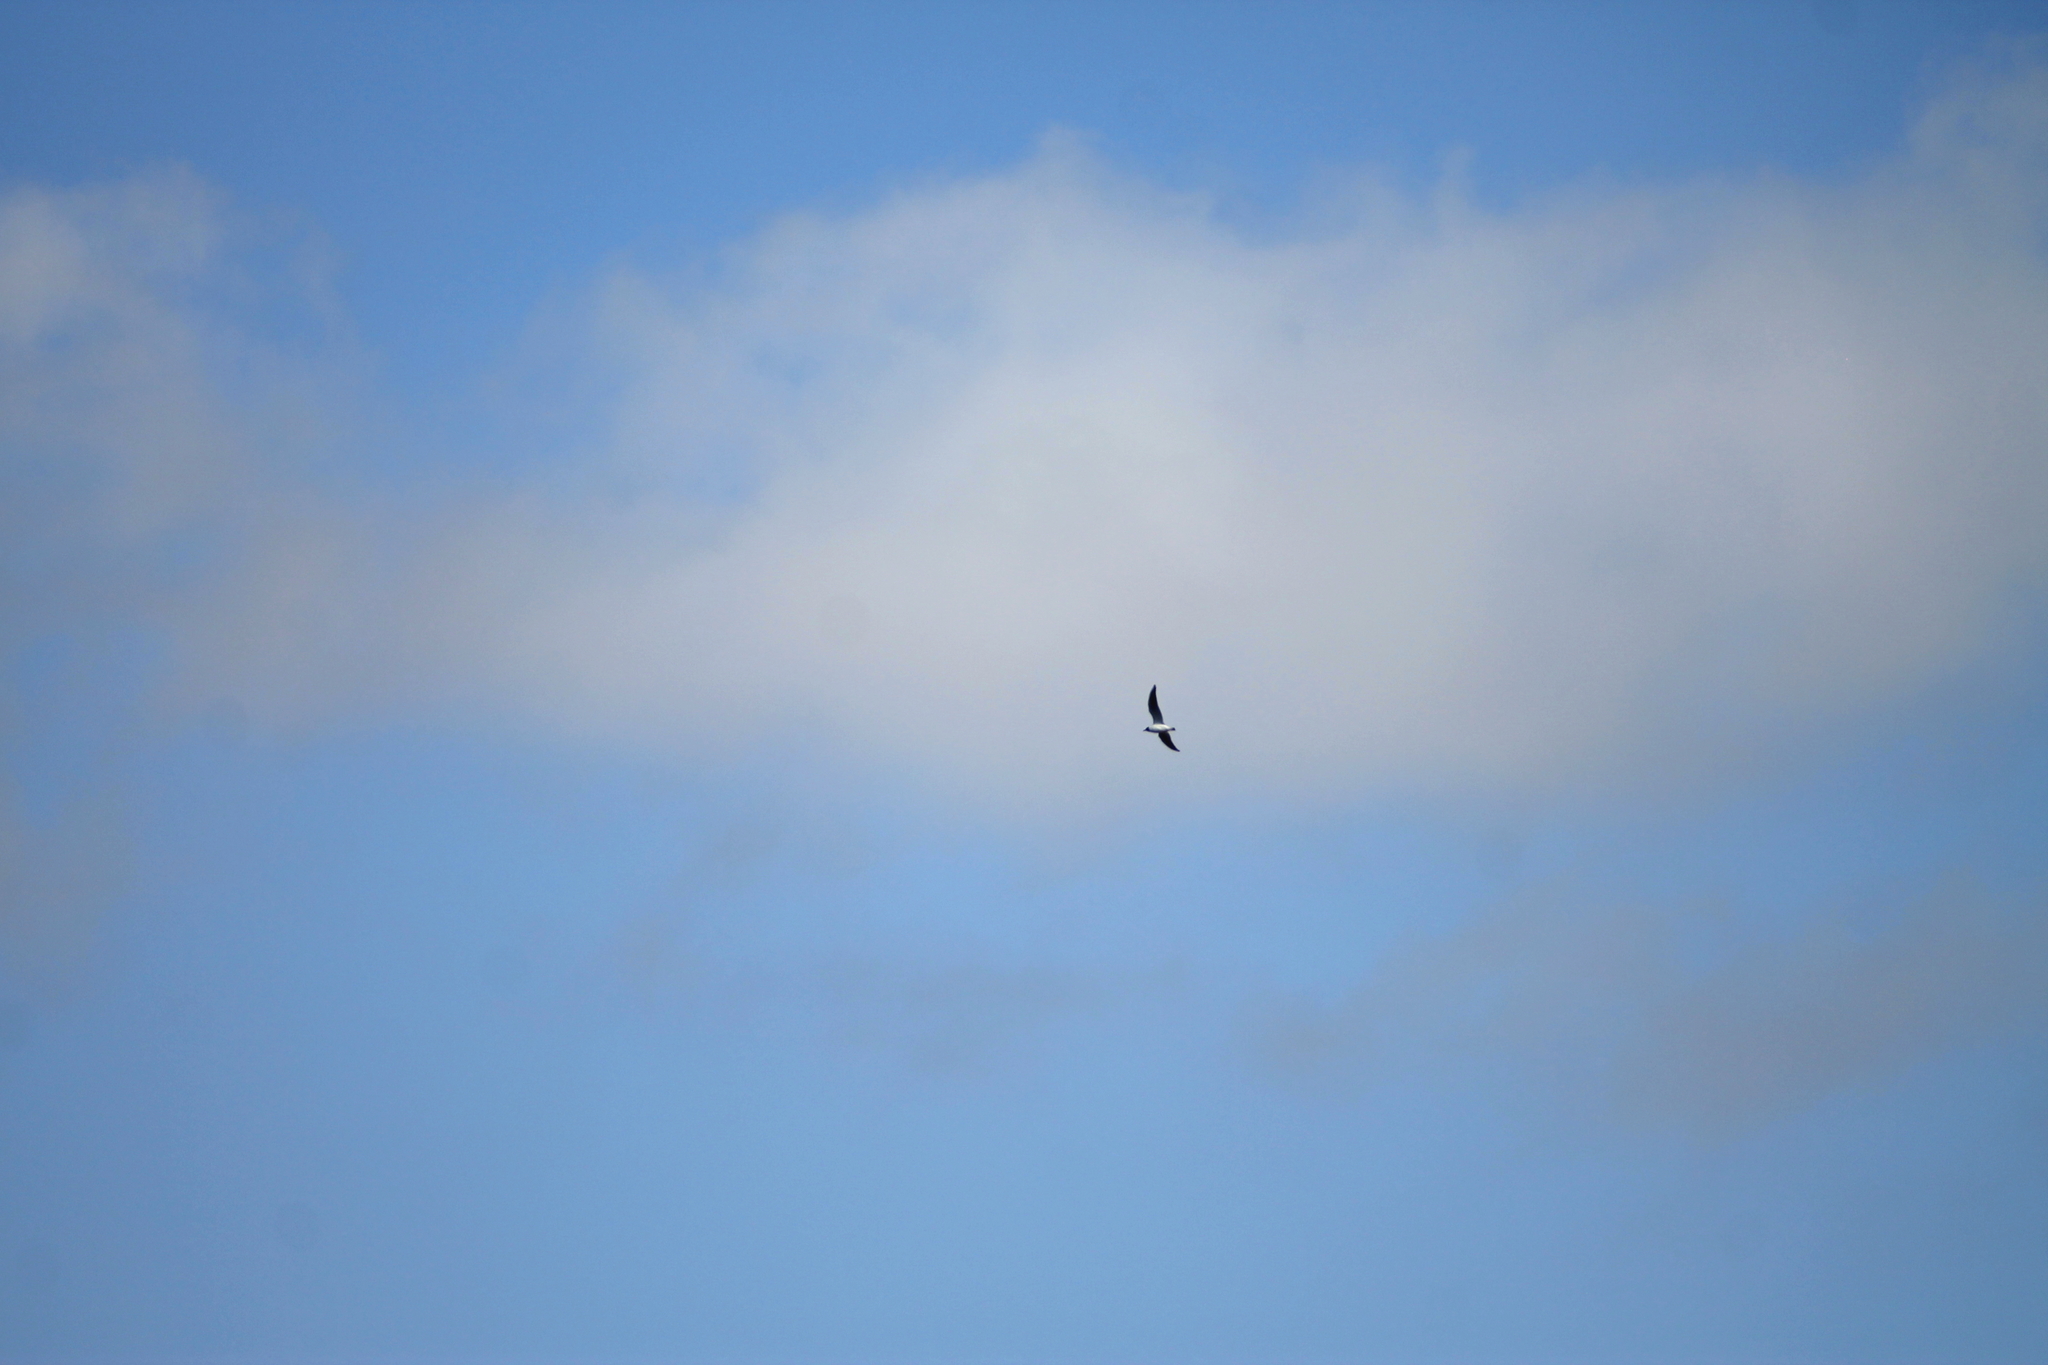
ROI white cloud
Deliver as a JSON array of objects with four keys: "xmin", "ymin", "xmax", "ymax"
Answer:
[
  {"xmin": 409, "ymin": 55, "xmax": 2048, "ymax": 810},
  {"xmin": 10, "ymin": 58, "xmax": 2048, "ymax": 816}
]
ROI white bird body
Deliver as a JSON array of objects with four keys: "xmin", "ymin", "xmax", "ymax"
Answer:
[{"xmin": 1144, "ymin": 686, "xmax": 1179, "ymax": 752}]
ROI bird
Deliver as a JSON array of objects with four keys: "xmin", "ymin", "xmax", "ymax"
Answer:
[{"xmin": 1144, "ymin": 686, "xmax": 1179, "ymax": 752}]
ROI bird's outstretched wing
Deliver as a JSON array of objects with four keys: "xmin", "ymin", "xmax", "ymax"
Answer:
[
  {"xmin": 1147, "ymin": 686, "xmax": 1164, "ymax": 725},
  {"xmin": 1158, "ymin": 732, "xmax": 1179, "ymax": 752}
]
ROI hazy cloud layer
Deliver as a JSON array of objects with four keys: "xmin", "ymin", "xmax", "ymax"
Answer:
[
  {"xmin": 1244, "ymin": 877, "xmax": 2048, "ymax": 1136},
  {"xmin": 1, "ymin": 167, "xmax": 351, "ymax": 981},
  {"xmin": 7, "ymin": 59, "xmax": 2048, "ymax": 815},
  {"xmin": 532, "ymin": 841, "xmax": 2048, "ymax": 1132}
]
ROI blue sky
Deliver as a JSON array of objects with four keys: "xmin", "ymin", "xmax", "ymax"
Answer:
[{"xmin": 4, "ymin": 4, "xmax": 2048, "ymax": 1363}]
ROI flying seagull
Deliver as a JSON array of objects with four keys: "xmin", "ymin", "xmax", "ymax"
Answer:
[{"xmin": 1144, "ymin": 686, "xmax": 1179, "ymax": 752}]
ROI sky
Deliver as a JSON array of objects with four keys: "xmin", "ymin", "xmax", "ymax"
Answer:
[{"xmin": 4, "ymin": 3, "xmax": 2048, "ymax": 1363}]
